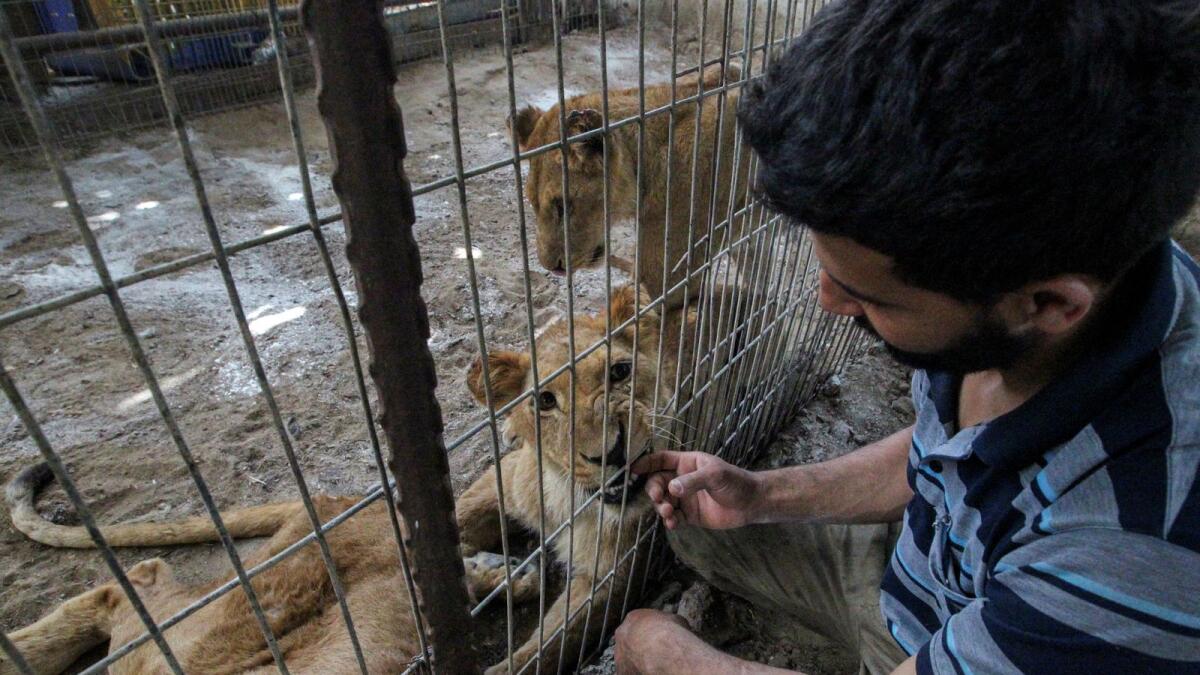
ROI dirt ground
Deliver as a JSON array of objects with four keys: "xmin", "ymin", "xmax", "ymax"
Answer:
[
  {"xmin": 0, "ymin": 12, "xmax": 836, "ymax": 664},
  {"xmin": 5, "ymin": 11, "xmax": 1196, "ymax": 673},
  {"xmin": 0, "ymin": 15, "xmax": 875, "ymax": 669},
  {"xmin": 0, "ymin": 24, "xmax": 690, "ymax": 626}
]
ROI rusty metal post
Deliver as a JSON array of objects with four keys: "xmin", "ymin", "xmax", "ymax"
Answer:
[{"xmin": 300, "ymin": 1, "xmax": 478, "ymax": 672}]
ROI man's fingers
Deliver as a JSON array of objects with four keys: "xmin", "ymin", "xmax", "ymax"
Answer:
[
  {"xmin": 655, "ymin": 500, "xmax": 673, "ymax": 521},
  {"xmin": 668, "ymin": 463, "xmax": 723, "ymax": 499},
  {"xmin": 632, "ymin": 449, "xmax": 690, "ymax": 476},
  {"xmin": 645, "ymin": 473, "xmax": 671, "ymax": 503}
]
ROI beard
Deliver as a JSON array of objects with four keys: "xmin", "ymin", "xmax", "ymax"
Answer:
[{"xmin": 853, "ymin": 314, "xmax": 1036, "ymax": 375}]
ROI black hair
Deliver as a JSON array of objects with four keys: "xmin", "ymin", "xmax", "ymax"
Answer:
[{"xmin": 739, "ymin": 0, "xmax": 1200, "ymax": 302}]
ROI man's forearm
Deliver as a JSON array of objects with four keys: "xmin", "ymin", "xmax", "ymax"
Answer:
[{"xmin": 751, "ymin": 425, "xmax": 914, "ymax": 525}]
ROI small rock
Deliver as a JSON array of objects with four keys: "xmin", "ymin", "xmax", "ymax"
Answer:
[
  {"xmin": 890, "ymin": 397, "xmax": 915, "ymax": 416},
  {"xmin": 830, "ymin": 420, "xmax": 854, "ymax": 444},
  {"xmin": 0, "ymin": 282, "xmax": 23, "ymax": 300},
  {"xmin": 819, "ymin": 374, "xmax": 843, "ymax": 399},
  {"xmin": 286, "ymin": 416, "xmax": 303, "ymax": 439},
  {"xmin": 767, "ymin": 653, "xmax": 790, "ymax": 669},
  {"xmin": 676, "ymin": 581, "xmax": 714, "ymax": 631},
  {"xmin": 648, "ymin": 580, "xmax": 683, "ymax": 610},
  {"xmin": 138, "ymin": 327, "xmax": 157, "ymax": 340}
]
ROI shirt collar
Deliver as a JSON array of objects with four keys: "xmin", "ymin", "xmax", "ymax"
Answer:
[{"xmin": 925, "ymin": 241, "xmax": 1181, "ymax": 469}]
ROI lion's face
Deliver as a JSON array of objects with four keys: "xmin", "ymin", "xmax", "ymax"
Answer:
[
  {"xmin": 509, "ymin": 105, "xmax": 611, "ymax": 276},
  {"xmin": 468, "ymin": 287, "xmax": 668, "ymax": 506}
]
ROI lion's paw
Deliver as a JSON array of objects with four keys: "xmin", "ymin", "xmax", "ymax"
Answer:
[{"xmin": 464, "ymin": 551, "xmax": 540, "ymax": 602}]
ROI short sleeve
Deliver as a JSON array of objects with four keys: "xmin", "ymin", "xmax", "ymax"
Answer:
[{"xmin": 915, "ymin": 529, "xmax": 1200, "ymax": 674}]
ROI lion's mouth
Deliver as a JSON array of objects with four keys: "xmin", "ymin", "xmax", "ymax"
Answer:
[
  {"xmin": 582, "ymin": 421, "xmax": 626, "ymax": 468},
  {"xmin": 601, "ymin": 472, "xmax": 647, "ymax": 505},
  {"xmin": 581, "ymin": 422, "xmax": 649, "ymax": 505}
]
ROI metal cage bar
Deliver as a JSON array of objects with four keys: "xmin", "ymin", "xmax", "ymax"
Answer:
[
  {"xmin": 0, "ymin": 631, "xmax": 33, "ymax": 675},
  {"xmin": 128, "ymin": 0, "xmax": 371, "ymax": 670},
  {"xmin": 262, "ymin": 0, "xmax": 431, "ymax": 658},
  {"xmin": 432, "ymin": 0, "xmax": 521, "ymax": 670},
  {"xmin": 0, "ymin": 9, "xmax": 289, "ymax": 673},
  {"xmin": 0, "ymin": 1, "xmax": 880, "ymax": 673},
  {"xmin": 301, "ymin": 0, "xmax": 477, "ymax": 671},
  {"xmin": 0, "ymin": 357, "xmax": 185, "ymax": 675}
]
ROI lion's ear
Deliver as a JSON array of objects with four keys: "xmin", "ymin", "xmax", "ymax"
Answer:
[
  {"xmin": 565, "ymin": 108, "xmax": 604, "ymax": 163},
  {"xmin": 468, "ymin": 350, "xmax": 530, "ymax": 407},
  {"xmin": 606, "ymin": 285, "xmax": 658, "ymax": 336},
  {"xmin": 507, "ymin": 105, "xmax": 542, "ymax": 151}
]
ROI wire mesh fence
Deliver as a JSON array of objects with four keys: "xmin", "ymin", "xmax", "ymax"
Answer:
[
  {"xmin": 0, "ymin": 0, "xmax": 866, "ymax": 672},
  {"xmin": 0, "ymin": 0, "xmax": 576, "ymax": 155}
]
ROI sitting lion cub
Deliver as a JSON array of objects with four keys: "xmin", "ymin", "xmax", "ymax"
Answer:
[
  {"xmin": 510, "ymin": 64, "xmax": 749, "ymax": 310},
  {"xmin": 2, "ymin": 286, "xmax": 695, "ymax": 675}
]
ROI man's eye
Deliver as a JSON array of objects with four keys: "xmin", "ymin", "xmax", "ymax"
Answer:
[
  {"xmin": 537, "ymin": 390, "xmax": 557, "ymax": 411},
  {"xmin": 610, "ymin": 361, "xmax": 632, "ymax": 382}
]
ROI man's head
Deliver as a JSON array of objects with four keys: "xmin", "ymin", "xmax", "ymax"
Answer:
[{"xmin": 740, "ymin": 0, "xmax": 1200, "ymax": 372}]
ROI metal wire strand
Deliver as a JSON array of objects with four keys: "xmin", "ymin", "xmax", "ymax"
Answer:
[
  {"xmin": 262, "ymin": 0, "xmax": 431, "ymax": 662},
  {"xmin": 432, "ymin": 1, "xmax": 520, "ymax": 671},
  {"xmin": 0, "ymin": 620, "xmax": 35, "ymax": 675},
  {"xmin": 0, "ymin": 359, "xmax": 185, "ymax": 675},
  {"xmin": 496, "ymin": 1, "xmax": 552, "ymax": 669},
  {"xmin": 0, "ymin": 10, "xmax": 291, "ymax": 674},
  {"xmin": 546, "ymin": 0, "xmax": 583, "ymax": 669},
  {"xmin": 127, "ymin": 1, "xmax": 369, "ymax": 672},
  {"xmin": 572, "ymin": 0, "xmax": 621, "ymax": 669},
  {"xmin": 594, "ymin": 0, "xmax": 649, "ymax": 644}
]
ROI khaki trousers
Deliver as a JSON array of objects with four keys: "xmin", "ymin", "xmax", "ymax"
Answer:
[{"xmin": 669, "ymin": 521, "xmax": 908, "ymax": 675}]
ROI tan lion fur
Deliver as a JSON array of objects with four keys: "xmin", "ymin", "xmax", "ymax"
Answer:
[
  {"xmin": 510, "ymin": 64, "xmax": 750, "ymax": 310},
  {"xmin": 2, "ymin": 286, "xmax": 710, "ymax": 675}
]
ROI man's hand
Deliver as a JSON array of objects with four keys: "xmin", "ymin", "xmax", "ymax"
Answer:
[{"xmin": 632, "ymin": 451, "xmax": 763, "ymax": 530}]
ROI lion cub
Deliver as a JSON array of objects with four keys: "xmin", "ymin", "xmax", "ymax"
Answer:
[
  {"xmin": 3, "ymin": 287, "xmax": 692, "ymax": 675},
  {"xmin": 510, "ymin": 64, "xmax": 749, "ymax": 310}
]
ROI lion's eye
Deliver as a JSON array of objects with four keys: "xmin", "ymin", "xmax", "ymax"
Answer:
[
  {"xmin": 536, "ymin": 390, "xmax": 557, "ymax": 411},
  {"xmin": 609, "ymin": 361, "xmax": 632, "ymax": 382}
]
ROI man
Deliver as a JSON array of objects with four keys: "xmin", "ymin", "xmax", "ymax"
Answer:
[{"xmin": 613, "ymin": 0, "xmax": 1200, "ymax": 673}]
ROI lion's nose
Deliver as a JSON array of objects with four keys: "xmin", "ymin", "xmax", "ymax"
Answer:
[{"xmin": 550, "ymin": 259, "xmax": 566, "ymax": 276}]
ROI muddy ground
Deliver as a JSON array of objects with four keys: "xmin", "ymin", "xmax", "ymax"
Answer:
[
  {"xmin": 0, "ymin": 25, "xmax": 684, "ymax": 630},
  {"xmin": 0, "ymin": 17, "xmax": 851, "ymax": 670},
  {"xmin": 4, "ymin": 12, "xmax": 1196, "ymax": 674}
]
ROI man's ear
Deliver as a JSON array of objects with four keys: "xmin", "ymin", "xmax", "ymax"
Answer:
[
  {"xmin": 564, "ymin": 108, "xmax": 604, "ymax": 165},
  {"xmin": 468, "ymin": 350, "xmax": 530, "ymax": 407},
  {"xmin": 508, "ymin": 105, "xmax": 543, "ymax": 151},
  {"xmin": 999, "ymin": 275, "xmax": 1101, "ymax": 335}
]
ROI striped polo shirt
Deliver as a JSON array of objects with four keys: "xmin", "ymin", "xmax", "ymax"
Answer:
[{"xmin": 879, "ymin": 240, "xmax": 1200, "ymax": 674}]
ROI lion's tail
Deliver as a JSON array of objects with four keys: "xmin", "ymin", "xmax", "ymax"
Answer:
[{"xmin": 6, "ymin": 462, "xmax": 300, "ymax": 549}]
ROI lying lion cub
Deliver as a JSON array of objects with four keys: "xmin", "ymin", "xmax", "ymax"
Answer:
[
  {"xmin": 510, "ymin": 63, "xmax": 749, "ymax": 310},
  {"xmin": 2, "ymin": 286, "xmax": 694, "ymax": 675}
]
